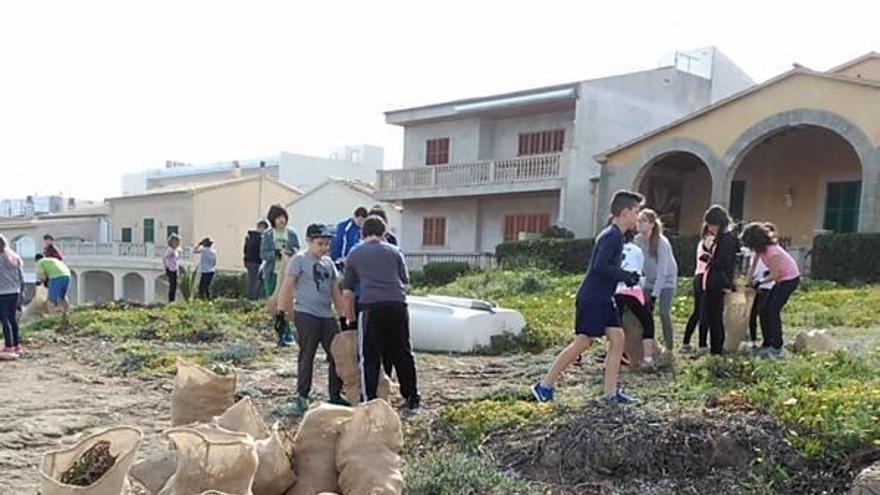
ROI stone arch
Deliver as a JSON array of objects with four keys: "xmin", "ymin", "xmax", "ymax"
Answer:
[
  {"xmin": 122, "ymin": 272, "xmax": 145, "ymax": 303},
  {"xmin": 82, "ymin": 270, "xmax": 114, "ymax": 304},
  {"xmin": 722, "ymin": 109, "xmax": 880, "ymax": 232},
  {"xmin": 155, "ymin": 273, "xmax": 171, "ymax": 303}
]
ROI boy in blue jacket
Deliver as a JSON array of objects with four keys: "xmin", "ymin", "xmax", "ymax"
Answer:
[{"xmin": 533, "ymin": 190, "xmax": 643, "ymax": 404}]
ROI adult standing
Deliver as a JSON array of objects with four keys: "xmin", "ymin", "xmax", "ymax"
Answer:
[
  {"xmin": 164, "ymin": 234, "xmax": 182, "ymax": 302},
  {"xmin": 635, "ymin": 209, "xmax": 678, "ymax": 351},
  {"xmin": 0, "ymin": 235, "xmax": 24, "ymax": 358},
  {"xmin": 342, "ymin": 216, "xmax": 420, "ymax": 411},
  {"xmin": 244, "ymin": 219, "xmax": 269, "ymax": 300},
  {"xmin": 330, "ymin": 207, "xmax": 368, "ymax": 269},
  {"xmin": 702, "ymin": 205, "xmax": 740, "ymax": 355}
]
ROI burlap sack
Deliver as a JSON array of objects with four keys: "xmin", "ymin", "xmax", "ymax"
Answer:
[
  {"xmin": 793, "ymin": 329, "xmax": 839, "ymax": 353},
  {"xmin": 335, "ymin": 400, "xmax": 404, "ymax": 495},
  {"xmin": 850, "ymin": 461, "xmax": 880, "ymax": 495},
  {"xmin": 158, "ymin": 426, "xmax": 258, "ymax": 495},
  {"xmin": 40, "ymin": 426, "xmax": 143, "ymax": 495},
  {"xmin": 130, "ymin": 449, "xmax": 176, "ymax": 494},
  {"xmin": 170, "ymin": 358, "xmax": 237, "ymax": 426},
  {"xmin": 723, "ymin": 291, "xmax": 749, "ymax": 353},
  {"xmin": 285, "ymin": 404, "xmax": 354, "ymax": 495},
  {"xmin": 214, "ymin": 398, "xmax": 296, "ymax": 495},
  {"xmin": 330, "ymin": 331, "xmax": 391, "ymax": 405},
  {"xmin": 621, "ymin": 309, "xmax": 645, "ymax": 368},
  {"xmin": 21, "ymin": 284, "xmax": 50, "ymax": 323}
]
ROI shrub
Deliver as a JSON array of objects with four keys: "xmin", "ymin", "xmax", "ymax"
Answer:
[
  {"xmin": 812, "ymin": 233, "xmax": 880, "ymax": 284},
  {"xmin": 406, "ymin": 449, "xmax": 535, "ymax": 495},
  {"xmin": 440, "ymin": 399, "xmax": 553, "ymax": 445},
  {"xmin": 212, "ymin": 271, "xmax": 248, "ymax": 299},
  {"xmin": 409, "ymin": 270, "xmax": 426, "ymax": 288},
  {"xmin": 542, "ymin": 224, "xmax": 575, "ymax": 239},
  {"xmin": 496, "ymin": 238, "xmax": 593, "ymax": 273},
  {"xmin": 669, "ymin": 235, "xmax": 700, "ymax": 276},
  {"xmin": 422, "ymin": 262, "xmax": 473, "ymax": 286}
]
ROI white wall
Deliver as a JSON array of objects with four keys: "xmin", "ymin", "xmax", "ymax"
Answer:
[
  {"xmin": 400, "ymin": 198, "xmax": 479, "ymax": 252},
  {"xmin": 401, "ymin": 118, "xmax": 482, "ymax": 167},
  {"xmin": 477, "ymin": 192, "xmax": 560, "ymax": 252},
  {"xmin": 279, "ymin": 152, "xmax": 376, "ymax": 191},
  {"xmin": 288, "ymin": 182, "xmax": 401, "ymax": 241}
]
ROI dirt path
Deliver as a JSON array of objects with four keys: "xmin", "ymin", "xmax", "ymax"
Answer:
[{"xmin": 0, "ymin": 339, "xmax": 529, "ymax": 494}]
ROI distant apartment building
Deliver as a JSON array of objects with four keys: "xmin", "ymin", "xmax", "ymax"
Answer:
[
  {"xmin": 0, "ymin": 195, "xmax": 98, "ymax": 218},
  {"xmin": 121, "ymin": 144, "xmax": 384, "ymax": 195},
  {"xmin": 375, "ymin": 47, "xmax": 753, "ymax": 261}
]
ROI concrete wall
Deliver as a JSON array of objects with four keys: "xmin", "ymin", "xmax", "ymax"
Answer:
[
  {"xmin": 563, "ymin": 68, "xmax": 714, "ymax": 238},
  {"xmin": 709, "ymin": 48, "xmax": 756, "ymax": 102},
  {"xmin": 192, "ymin": 177, "xmax": 301, "ymax": 270},
  {"xmin": 288, "ymin": 181, "xmax": 401, "ymax": 242},
  {"xmin": 279, "ymin": 152, "xmax": 376, "ymax": 191},
  {"xmin": 109, "ymin": 193, "xmax": 194, "ymax": 245},
  {"xmin": 834, "ymin": 58, "xmax": 880, "ymax": 81},
  {"xmin": 491, "ymin": 111, "xmax": 575, "ymax": 160},
  {"xmin": 733, "ymin": 126, "xmax": 862, "ymax": 244},
  {"xmin": 401, "ymin": 118, "xmax": 482, "ymax": 167},
  {"xmin": 400, "ymin": 192, "xmax": 559, "ymax": 254}
]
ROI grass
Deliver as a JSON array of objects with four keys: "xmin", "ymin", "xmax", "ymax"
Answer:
[
  {"xmin": 405, "ymin": 449, "xmax": 538, "ymax": 495},
  {"xmin": 439, "ymin": 399, "xmax": 553, "ymax": 445}
]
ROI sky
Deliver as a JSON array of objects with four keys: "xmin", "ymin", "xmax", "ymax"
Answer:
[{"xmin": 0, "ymin": 0, "xmax": 878, "ymax": 200}]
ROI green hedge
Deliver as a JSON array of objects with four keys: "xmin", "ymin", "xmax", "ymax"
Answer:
[
  {"xmin": 812, "ymin": 233, "xmax": 880, "ymax": 284},
  {"xmin": 211, "ymin": 271, "xmax": 248, "ymax": 299},
  {"xmin": 669, "ymin": 235, "xmax": 700, "ymax": 277},
  {"xmin": 422, "ymin": 262, "xmax": 473, "ymax": 287},
  {"xmin": 496, "ymin": 238, "xmax": 594, "ymax": 273}
]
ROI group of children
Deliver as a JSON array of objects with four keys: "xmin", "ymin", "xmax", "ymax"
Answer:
[{"xmin": 533, "ymin": 190, "xmax": 801, "ymax": 404}]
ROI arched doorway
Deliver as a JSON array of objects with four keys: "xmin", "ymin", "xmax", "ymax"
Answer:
[
  {"xmin": 155, "ymin": 274, "xmax": 171, "ymax": 303},
  {"xmin": 636, "ymin": 151, "xmax": 713, "ymax": 236},
  {"xmin": 83, "ymin": 271, "xmax": 114, "ymax": 303},
  {"xmin": 123, "ymin": 273, "xmax": 145, "ymax": 303},
  {"xmin": 729, "ymin": 125, "xmax": 863, "ymax": 245}
]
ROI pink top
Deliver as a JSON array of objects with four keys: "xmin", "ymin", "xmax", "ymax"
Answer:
[
  {"xmin": 164, "ymin": 247, "xmax": 180, "ymax": 272},
  {"xmin": 616, "ymin": 286, "xmax": 646, "ymax": 306},
  {"xmin": 695, "ymin": 239, "xmax": 708, "ymax": 275},
  {"xmin": 760, "ymin": 244, "xmax": 800, "ymax": 282}
]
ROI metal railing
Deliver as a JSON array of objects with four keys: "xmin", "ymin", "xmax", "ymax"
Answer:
[
  {"xmin": 378, "ymin": 153, "xmax": 563, "ymax": 191},
  {"xmin": 405, "ymin": 252, "xmax": 496, "ymax": 271}
]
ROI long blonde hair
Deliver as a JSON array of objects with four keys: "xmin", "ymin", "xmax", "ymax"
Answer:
[
  {"xmin": 639, "ymin": 209, "xmax": 663, "ymax": 258},
  {"xmin": 0, "ymin": 235, "xmax": 18, "ymax": 266}
]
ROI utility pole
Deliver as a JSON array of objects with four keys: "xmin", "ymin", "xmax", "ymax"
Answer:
[{"xmin": 258, "ymin": 160, "xmax": 265, "ymax": 218}]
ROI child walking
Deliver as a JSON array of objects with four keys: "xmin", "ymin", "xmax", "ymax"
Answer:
[
  {"xmin": 164, "ymin": 234, "xmax": 181, "ymax": 302},
  {"xmin": 746, "ymin": 225, "xmax": 776, "ymax": 349},
  {"xmin": 532, "ymin": 190, "xmax": 643, "ymax": 404},
  {"xmin": 635, "ymin": 209, "xmax": 678, "ymax": 351},
  {"xmin": 741, "ymin": 222, "xmax": 800, "ymax": 359},
  {"xmin": 278, "ymin": 224, "xmax": 348, "ymax": 413},
  {"xmin": 682, "ymin": 224, "xmax": 713, "ymax": 353},
  {"xmin": 613, "ymin": 229, "xmax": 657, "ymax": 371},
  {"xmin": 193, "ymin": 238, "xmax": 217, "ymax": 300},
  {"xmin": 702, "ymin": 206, "xmax": 740, "ymax": 355}
]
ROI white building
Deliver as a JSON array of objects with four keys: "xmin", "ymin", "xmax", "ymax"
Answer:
[
  {"xmin": 121, "ymin": 144, "xmax": 383, "ymax": 195},
  {"xmin": 375, "ymin": 47, "xmax": 753, "ymax": 263},
  {"xmin": 287, "ymin": 177, "xmax": 401, "ymax": 241}
]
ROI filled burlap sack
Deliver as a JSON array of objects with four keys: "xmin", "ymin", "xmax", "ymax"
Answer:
[
  {"xmin": 170, "ymin": 358, "xmax": 237, "ymax": 426},
  {"xmin": 330, "ymin": 331, "xmax": 391, "ymax": 405},
  {"xmin": 213, "ymin": 398, "xmax": 296, "ymax": 495},
  {"xmin": 21, "ymin": 284, "xmax": 50, "ymax": 323},
  {"xmin": 793, "ymin": 329, "xmax": 839, "ymax": 353},
  {"xmin": 850, "ymin": 461, "xmax": 880, "ymax": 495},
  {"xmin": 723, "ymin": 291, "xmax": 749, "ymax": 353},
  {"xmin": 40, "ymin": 426, "xmax": 143, "ymax": 495},
  {"xmin": 621, "ymin": 308, "xmax": 645, "ymax": 368},
  {"xmin": 130, "ymin": 449, "xmax": 177, "ymax": 494},
  {"xmin": 158, "ymin": 426, "xmax": 258, "ymax": 495},
  {"xmin": 285, "ymin": 404, "xmax": 354, "ymax": 495},
  {"xmin": 335, "ymin": 400, "xmax": 404, "ymax": 495}
]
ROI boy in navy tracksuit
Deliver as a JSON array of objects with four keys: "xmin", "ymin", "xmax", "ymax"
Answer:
[{"xmin": 533, "ymin": 190, "xmax": 643, "ymax": 404}]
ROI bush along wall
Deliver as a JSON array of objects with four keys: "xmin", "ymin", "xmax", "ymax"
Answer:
[
  {"xmin": 496, "ymin": 238, "xmax": 594, "ymax": 273},
  {"xmin": 812, "ymin": 233, "xmax": 880, "ymax": 284},
  {"xmin": 421, "ymin": 262, "xmax": 474, "ymax": 287},
  {"xmin": 211, "ymin": 271, "xmax": 249, "ymax": 299}
]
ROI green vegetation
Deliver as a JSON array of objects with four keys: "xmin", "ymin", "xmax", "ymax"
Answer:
[
  {"xmin": 405, "ymin": 449, "xmax": 536, "ymax": 495},
  {"xmin": 440, "ymin": 399, "xmax": 553, "ymax": 445}
]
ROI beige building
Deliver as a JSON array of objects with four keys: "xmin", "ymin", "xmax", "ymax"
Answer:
[
  {"xmin": 107, "ymin": 175, "xmax": 302, "ymax": 270},
  {"xmin": 596, "ymin": 52, "xmax": 880, "ymax": 247}
]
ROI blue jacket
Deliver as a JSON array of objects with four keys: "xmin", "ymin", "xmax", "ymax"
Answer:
[
  {"xmin": 260, "ymin": 227, "xmax": 300, "ymax": 274},
  {"xmin": 576, "ymin": 224, "xmax": 629, "ymax": 303},
  {"xmin": 331, "ymin": 218, "xmax": 362, "ymax": 263}
]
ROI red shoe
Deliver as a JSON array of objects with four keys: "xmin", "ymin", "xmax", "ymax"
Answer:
[{"xmin": 14, "ymin": 345, "xmax": 22, "ymax": 355}]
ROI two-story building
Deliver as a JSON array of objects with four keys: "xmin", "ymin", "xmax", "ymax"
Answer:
[{"xmin": 375, "ymin": 47, "xmax": 753, "ymax": 263}]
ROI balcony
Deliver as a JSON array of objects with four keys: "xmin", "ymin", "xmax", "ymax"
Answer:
[
  {"xmin": 47, "ymin": 241, "xmax": 194, "ymax": 272},
  {"xmin": 375, "ymin": 153, "xmax": 565, "ymax": 201}
]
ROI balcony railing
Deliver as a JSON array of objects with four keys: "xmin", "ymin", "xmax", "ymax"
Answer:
[
  {"xmin": 405, "ymin": 252, "xmax": 496, "ymax": 271},
  {"xmin": 377, "ymin": 153, "xmax": 563, "ymax": 192},
  {"xmin": 57, "ymin": 241, "xmax": 193, "ymax": 261}
]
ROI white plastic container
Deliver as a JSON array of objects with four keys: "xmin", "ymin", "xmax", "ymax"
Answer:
[{"xmin": 406, "ymin": 296, "xmax": 526, "ymax": 352}]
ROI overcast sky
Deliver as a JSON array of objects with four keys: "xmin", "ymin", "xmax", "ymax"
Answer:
[{"xmin": 1, "ymin": 1, "xmax": 877, "ymax": 200}]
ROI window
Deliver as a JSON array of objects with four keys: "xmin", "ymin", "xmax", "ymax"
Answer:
[
  {"xmin": 824, "ymin": 181, "xmax": 861, "ymax": 233},
  {"xmin": 504, "ymin": 213, "xmax": 551, "ymax": 241},
  {"xmin": 422, "ymin": 217, "xmax": 446, "ymax": 246},
  {"xmin": 167, "ymin": 225, "xmax": 179, "ymax": 238},
  {"xmin": 121, "ymin": 228, "xmax": 132, "ymax": 243},
  {"xmin": 143, "ymin": 218, "xmax": 155, "ymax": 244},
  {"xmin": 729, "ymin": 180, "xmax": 746, "ymax": 222},
  {"xmin": 518, "ymin": 129, "xmax": 565, "ymax": 156},
  {"xmin": 425, "ymin": 138, "xmax": 450, "ymax": 165}
]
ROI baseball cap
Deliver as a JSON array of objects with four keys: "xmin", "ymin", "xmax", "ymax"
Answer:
[{"xmin": 306, "ymin": 223, "xmax": 333, "ymax": 238}]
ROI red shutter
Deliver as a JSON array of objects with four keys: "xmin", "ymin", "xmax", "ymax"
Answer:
[
  {"xmin": 517, "ymin": 130, "xmax": 565, "ymax": 156},
  {"xmin": 423, "ymin": 217, "xmax": 447, "ymax": 246}
]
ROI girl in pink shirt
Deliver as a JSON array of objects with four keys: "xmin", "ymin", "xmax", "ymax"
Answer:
[
  {"xmin": 682, "ymin": 224, "xmax": 713, "ymax": 353},
  {"xmin": 741, "ymin": 222, "xmax": 801, "ymax": 358}
]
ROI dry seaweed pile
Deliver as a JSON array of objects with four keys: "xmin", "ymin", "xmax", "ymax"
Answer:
[{"xmin": 59, "ymin": 440, "xmax": 118, "ymax": 487}]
